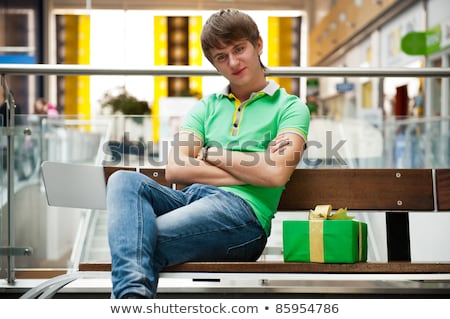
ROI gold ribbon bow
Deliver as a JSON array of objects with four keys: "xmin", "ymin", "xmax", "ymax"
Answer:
[{"xmin": 308, "ymin": 205, "xmax": 362, "ymax": 263}]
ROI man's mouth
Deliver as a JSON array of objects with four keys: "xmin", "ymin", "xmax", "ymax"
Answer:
[{"xmin": 232, "ymin": 67, "xmax": 246, "ymax": 76}]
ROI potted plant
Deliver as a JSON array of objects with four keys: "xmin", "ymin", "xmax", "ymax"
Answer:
[
  {"xmin": 100, "ymin": 87, "xmax": 152, "ymax": 158},
  {"xmin": 100, "ymin": 86, "xmax": 151, "ymax": 124}
]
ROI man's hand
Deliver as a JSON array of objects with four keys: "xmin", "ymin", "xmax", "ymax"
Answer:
[
  {"xmin": 166, "ymin": 132, "xmax": 244, "ymax": 186},
  {"xmin": 269, "ymin": 133, "xmax": 291, "ymax": 154},
  {"xmin": 203, "ymin": 132, "xmax": 305, "ymax": 188}
]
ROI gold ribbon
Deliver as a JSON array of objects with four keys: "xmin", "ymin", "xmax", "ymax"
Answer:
[
  {"xmin": 309, "ymin": 220, "xmax": 324, "ymax": 262},
  {"xmin": 309, "ymin": 219, "xmax": 364, "ymax": 263},
  {"xmin": 358, "ymin": 223, "xmax": 363, "ymax": 261}
]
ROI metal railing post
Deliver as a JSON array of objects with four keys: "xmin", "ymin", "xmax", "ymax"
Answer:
[{"xmin": 0, "ymin": 74, "xmax": 34, "ymax": 284}]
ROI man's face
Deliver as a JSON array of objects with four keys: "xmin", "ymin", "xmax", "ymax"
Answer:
[{"xmin": 209, "ymin": 38, "xmax": 263, "ymax": 88}]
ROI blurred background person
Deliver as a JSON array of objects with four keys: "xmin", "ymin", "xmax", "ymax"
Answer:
[{"xmin": 34, "ymin": 97, "xmax": 59, "ymax": 118}]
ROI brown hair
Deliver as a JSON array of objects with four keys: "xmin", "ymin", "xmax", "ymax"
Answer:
[{"xmin": 201, "ymin": 9, "xmax": 265, "ymax": 68}]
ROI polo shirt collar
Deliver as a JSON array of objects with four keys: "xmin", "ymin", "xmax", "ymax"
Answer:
[{"xmin": 216, "ymin": 80, "xmax": 279, "ymax": 99}]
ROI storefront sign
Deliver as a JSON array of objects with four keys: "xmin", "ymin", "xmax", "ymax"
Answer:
[
  {"xmin": 401, "ymin": 19, "xmax": 450, "ymax": 55},
  {"xmin": 0, "ymin": 54, "xmax": 35, "ymax": 64},
  {"xmin": 336, "ymin": 82, "xmax": 354, "ymax": 93}
]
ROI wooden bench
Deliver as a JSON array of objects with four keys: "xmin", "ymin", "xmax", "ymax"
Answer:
[
  {"xmin": 25, "ymin": 167, "xmax": 450, "ymax": 298},
  {"xmin": 80, "ymin": 168, "xmax": 450, "ymax": 275}
]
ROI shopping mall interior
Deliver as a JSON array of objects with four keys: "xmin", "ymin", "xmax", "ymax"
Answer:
[{"xmin": 1, "ymin": 0, "xmax": 450, "ymax": 299}]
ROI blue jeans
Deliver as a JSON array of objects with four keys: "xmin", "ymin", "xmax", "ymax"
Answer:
[{"xmin": 107, "ymin": 170, "xmax": 267, "ymax": 298}]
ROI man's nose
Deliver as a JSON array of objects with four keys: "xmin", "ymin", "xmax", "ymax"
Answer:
[{"xmin": 228, "ymin": 54, "xmax": 239, "ymax": 66}]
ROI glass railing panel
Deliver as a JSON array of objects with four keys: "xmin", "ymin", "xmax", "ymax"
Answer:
[
  {"xmin": 299, "ymin": 115, "xmax": 450, "ymax": 169},
  {"xmin": 0, "ymin": 69, "xmax": 448, "ymax": 277},
  {"xmin": 41, "ymin": 115, "xmax": 112, "ymax": 165},
  {"xmin": 2, "ymin": 113, "xmax": 449, "ymax": 274},
  {"xmin": 1, "ymin": 114, "xmax": 114, "ymax": 273},
  {"xmin": 99, "ymin": 115, "xmax": 156, "ymax": 168},
  {"xmin": 382, "ymin": 116, "xmax": 450, "ymax": 168},
  {"xmin": 1, "ymin": 116, "xmax": 449, "ymax": 276},
  {"xmin": 301, "ymin": 117, "xmax": 384, "ymax": 168},
  {"xmin": 1, "ymin": 114, "xmax": 47, "ymax": 273}
]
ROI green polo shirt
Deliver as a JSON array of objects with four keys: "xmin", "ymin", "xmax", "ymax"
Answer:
[{"xmin": 179, "ymin": 80, "xmax": 310, "ymax": 235}]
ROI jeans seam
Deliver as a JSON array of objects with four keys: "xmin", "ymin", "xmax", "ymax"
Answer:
[
  {"xmin": 226, "ymin": 233, "xmax": 266, "ymax": 255},
  {"xmin": 157, "ymin": 218, "xmax": 261, "ymax": 245},
  {"xmin": 136, "ymin": 182, "xmax": 144, "ymax": 276},
  {"xmin": 145, "ymin": 180, "xmax": 185, "ymax": 207},
  {"xmin": 157, "ymin": 187, "xmax": 263, "ymax": 244}
]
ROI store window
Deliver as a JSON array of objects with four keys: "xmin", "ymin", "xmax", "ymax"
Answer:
[{"xmin": 0, "ymin": 0, "xmax": 43, "ymax": 112}]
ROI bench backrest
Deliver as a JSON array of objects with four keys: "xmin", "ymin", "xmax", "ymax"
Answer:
[
  {"xmin": 279, "ymin": 169, "xmax": 435, "ymax": 211},
  {"xmin": 104, "ymin": 167, "xmax": 449, "ymax": 213}
]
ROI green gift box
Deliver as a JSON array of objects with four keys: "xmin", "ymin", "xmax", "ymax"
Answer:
[{"xmin": 282, "ymin": 220, "xmax": 367, "ymax": 263}]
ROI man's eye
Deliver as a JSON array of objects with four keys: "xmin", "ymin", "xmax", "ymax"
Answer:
[{"xmin": 215, "ymin": 55, "xmax": 226, "ymax": 62}]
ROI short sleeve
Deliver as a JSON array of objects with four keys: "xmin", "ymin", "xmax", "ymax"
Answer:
[
  {"xmin": 278, "ymin": 98, "xmax": 310, "ymax": 141},
  {"xmin": 179, "ymin": 99, "xmax": 208, "ymax": 141}
]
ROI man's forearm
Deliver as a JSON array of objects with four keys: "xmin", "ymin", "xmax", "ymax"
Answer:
[
  {"xmin": 166, "ymin": 153, "xmax": 244, "ymax": 186},
  {"xmin": 205, "ymin": 147, "xmax": 286, "ymax": 187},
  {"xmin": 204, "ymin": 133, "xmax": 303, "ymax": 187}
]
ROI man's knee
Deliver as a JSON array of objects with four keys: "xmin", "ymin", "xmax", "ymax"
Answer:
[{"xmin": 107, "ymin": 170, "xmax": 143, "ymax": 194}]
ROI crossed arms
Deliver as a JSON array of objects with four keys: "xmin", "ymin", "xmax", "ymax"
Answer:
[{"xmin": 166, "ymin": 132, "xmax": 306, "ymax": 188}]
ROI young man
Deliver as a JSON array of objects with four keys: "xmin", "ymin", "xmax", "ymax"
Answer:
[{"xmin": 107, "ymin": 9, "xmax": 310, "ymax": 298}]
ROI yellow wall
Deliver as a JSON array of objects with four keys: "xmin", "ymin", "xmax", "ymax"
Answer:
[
  {"xmin": 153, "ymin": 16, "xmax": 168, "ymax": 142},
  {"xmin": 268, "ymin": 17, "xmax": 296, "ymax": 94},
  {"xmin": 268, "ymin": 17, "xmax": 281, "ymax": 86},
  {"xmin": 63, "ymin": 15, "xmax": 90, "ymax": 117},
  {"xmin": 188, "ymin": 16, "xmax": 203, "ymax": 99},
  {"xmin": 153, "ymin": 15, "xmax": 203, "ymax": 142}
]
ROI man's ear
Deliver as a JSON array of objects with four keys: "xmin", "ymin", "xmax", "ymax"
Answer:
[{"xmin": 257, "ymin": 36, "xmax": 263, "ymax": 55}]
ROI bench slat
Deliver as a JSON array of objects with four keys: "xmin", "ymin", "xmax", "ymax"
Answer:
[
  {"xmin": 103, "ymin": 166, "xmax": 136, "ymax": 182},
  {"xmin": 436, "ymin": 169, "xmax": 450, "ymax": 211},
  {"xmin": 104, "ymin": 167, "xmax": 171, "ymax": 187},
  {"xmin": 279, "ymin": 169, "xmax": 434, "ymax": 211},
  {"xmin": 79, "ymin": 262, "xmax": 450, "ymax": 274},
  {"xmin": 140, "ymin": 168, "xmax": 171, "ymax": 187}
]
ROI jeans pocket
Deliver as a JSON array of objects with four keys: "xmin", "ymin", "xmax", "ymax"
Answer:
[{"xmin": 226, "ymin": 233, "xmax": 267, "ymax": 261}]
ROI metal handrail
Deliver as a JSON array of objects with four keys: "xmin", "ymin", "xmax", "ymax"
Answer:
[{"xmin": 1, "ymin": 64, "xmax": 450, "ymax": 77}]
